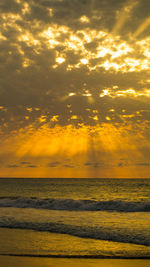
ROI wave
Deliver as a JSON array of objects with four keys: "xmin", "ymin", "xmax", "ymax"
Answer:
[
  {"xmin": 0, "ymin": 218, "xmax": 150, "ymax": 246},
  {"xmin": 0, "ymin": 197, "xmax": 150, "ymax": 212}
]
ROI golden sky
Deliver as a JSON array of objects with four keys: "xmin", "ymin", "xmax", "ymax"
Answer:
[{"xmin": 0, "ymin": 0, "xmax": 150, "ymax": 178}]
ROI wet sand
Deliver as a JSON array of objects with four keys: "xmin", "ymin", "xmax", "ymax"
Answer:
[{"xmin": 0, "ymin": 256, "xmax": 150, "ymax": 267}]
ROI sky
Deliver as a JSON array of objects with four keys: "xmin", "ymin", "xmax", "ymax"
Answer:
[{"xmin": 0, "ymin": 0, "xmax": 150, "ymax": 178}]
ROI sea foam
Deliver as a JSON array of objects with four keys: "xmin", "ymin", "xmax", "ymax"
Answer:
[{"xmin": 0, "ymin": 216, "xmax": 150, "ymax": 246}]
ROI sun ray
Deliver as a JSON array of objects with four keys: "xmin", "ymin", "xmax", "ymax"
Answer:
[
  {"xmin": 133, "ymin": 17, "xmax": 150, "ymax": 38},
  {"xmin": 112, "ymin": 0, "xmax": 138, "ymax": 35}
]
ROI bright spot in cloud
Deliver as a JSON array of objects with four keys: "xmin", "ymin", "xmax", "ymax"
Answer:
[
  {"xmin": 93, "ymin": 115, "xmax": 99, "ymax": 121},
  {"xmin": 71, "ymin": 115, "xmax": 78, "ymax": 120},
  {"xmin": 93, "ymin": 110, "xmax": 98, "ymax": 114},
  {"xmin": 48, "ymin": 8, "xmax": 53, "ymax": 17},
  {"xmin": 51, "ymin": 115, "xmax": 59, "ymax": 122},
  {"xmin": 39, "ymin": 116, "xmax": 47, "ymax": 122},
  {"xmin": 22, "ymin": 3, "xmax": 30, "ymax": 15},
  {"xmin": 80, "ymin": 58, "xmax": 89, "ymax": 64},
  {"xmin": 26, "ymin": 108, "xmax": 32, "ymax": 112},
  {"xmin": 97, "ymin": 47, "xmax": 110, "ymax": 57},
  {"xmin": 99, "ymin": 89, "xmax": 110, "ymax": 97},
  {"xmin": 106, "ymin": 116, "xmax": 111, "ymax": 121},
  {"xmin": 69, "ymin": 93, "xmax": 76, "ymax": 96},
  {"xmin": 100, "ymin": 87, "xmax": 150, "ymax": 98},
  {"xmin": 82, "ymin": 91, "xmax": 92, "ymax": 97},
  {"xmin": 79, "ymin": 15, "xmax": 90, "ymax": 23},
  {"xmin": 56, "ymin": 57, "xmax": 65, "ymax": 64},
  {"xmin": 25, "ymin": 116, "xmax": 29, "ymax": 120}
]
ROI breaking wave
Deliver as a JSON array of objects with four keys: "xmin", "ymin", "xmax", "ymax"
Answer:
[
  {"xmin": 0, "ymin": 217, "xmax": 150, "ymax": 246},
  {"xmin": 0, "ymin": 197, "xmax": 150, "ymax": 212}
]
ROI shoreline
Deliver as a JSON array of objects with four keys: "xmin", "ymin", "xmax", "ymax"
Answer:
[{"xmin": 1, "ymin": 254, "xmax": 150, "ymax": 259}]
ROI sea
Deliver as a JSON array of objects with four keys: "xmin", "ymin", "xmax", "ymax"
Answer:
[{"xmin": 0, "ymin": 178, "xmax": 150, "ymax": 264}]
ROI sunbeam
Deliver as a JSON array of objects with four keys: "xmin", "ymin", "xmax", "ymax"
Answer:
[{"xmin": 133, "ymin": 16, "xmax": 150, "ymax": 38}]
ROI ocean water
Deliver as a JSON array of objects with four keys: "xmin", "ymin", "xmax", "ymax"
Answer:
[{"xmin": 0, "ymin": 178, "xmax": 150, "ymax": 259}]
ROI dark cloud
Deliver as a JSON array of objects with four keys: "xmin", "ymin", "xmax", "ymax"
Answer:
[
  {"xmin": 26, "ymin": 165, "xmax": 37, "ymax": 168},
  {"xmin": 7, "ymin": 164, "xmax": 19, "ymax": 168},
  {"xmin": 117, "ymin": 162, "xmax": 129, "ymax": 167},
  {"xmin": 0, "ymin": 0, "xmax": 20, "ymax": 13},
  {"xmin": 136, "ymin": 162, "xmax": 150, "ymax": 166},
  {"xmin": 84, "ymin": 162, "xmax": 93, "ymax": 166},
  {"xmin": 7, "ymin": 163, "xmax": 38, "ymax": 168},
  {"xmin": 48, "ymin": 161, "xmax": 61, "ymax": 167},
  {"xmin": 20, "ymin": 161, "xmax": 32, "ymax": 165},
  {"xmin": 84, "ymin": 162, "xmax": 104, "ymax": 168},
  {"xmin": 63, "ymin": 164, "xmax": 74, "ymax": 168}
]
